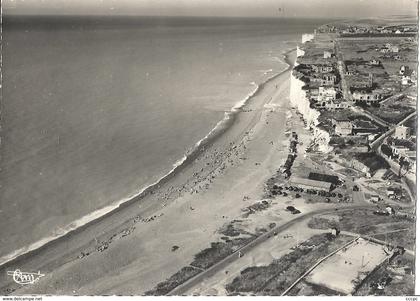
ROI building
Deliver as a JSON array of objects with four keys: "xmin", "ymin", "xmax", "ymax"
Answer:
[
  {"xmin": 308, "ymin": 172, "xmax": 340, "ymax": 185},
  {"xmin": 325, "ymin": 100, "xmax": 350, "ymax": 110},
  {"xmin": 324, "ymin": 51, "xmax": 333, "ymax": 59},
  {"xmin": 402, "ymin": 75, "xmax": 412, "ymax": 85},
  {"xmin": 400, "ymin": 65, "xmax": 409, "ymax": 75},
  {"xmin": 386, "ymin": 187, "xmax": 399, "ymax": 197},
  {"xmin": 352, "ymin": 120, "xmax": 380, "ymax": 136},
  {"xmin": 390, "ymin": 45, "xmax": 399, "ymax": 53},
  {"xmin": 310, "ymin": 73, "xmax": 337, "ymax": 86},
  {"xmin": 322, "ymin": 73, "xmax": 337, "ymax": 85},
  {"xmin": 369, "ymin": 59, "xmax": 381, "ymax": 66},
  {"xmin": 352, "ymin": 91, "xmax": 382, "ymax": 105},
  {"xmin": 351, "ymin": 152, "xmax": 390, "ymax": 177},
  {"xmin": 302, "ymin": 33, "xmax": 315, "ymax": 44},
  {"xmin": 317, "ymin": 86, "xmax": 337, "ymax": 103},
  {"xmin": 370, "ymin": 195, "xmax": 380, "ymax": 203},
  {"xmin": 289, "ymin": 176, "xmax": 332, "ymax": 192},
  {"xmin": 332, "ymin": 116, "xmax": 353, "ymax": 136},
  {"xmin": 390, "ymin": 145, "xmax": 410, "ymax": 158},
  {"xmin": 313, "ymin": 64, "xmax": 334, "ymax": 73},
  {"xmin": 394, "ymin": 125, "xmax": 411, "ymax": 139}
]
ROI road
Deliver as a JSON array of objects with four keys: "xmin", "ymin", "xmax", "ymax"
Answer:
[
  {"xmin": 373, "ymin": 110, "xmax": 417, "ymax": 199},
  {"xmin": 167, "ymin": 204, "xmax": 375, "ymax": 295},
  {"xmin": 334, "ymin": 41, "xmax": 353, "ymax": 102}
]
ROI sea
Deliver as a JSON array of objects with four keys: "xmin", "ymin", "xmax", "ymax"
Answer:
[{"xmin": 0, "ymin": 16, "xmax": 330, "ymax": 263}]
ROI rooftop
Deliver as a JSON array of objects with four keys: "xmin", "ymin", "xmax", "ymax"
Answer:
[{"xmin": 289, "ymin": 176, "xmax": 332, "ymax": 190}]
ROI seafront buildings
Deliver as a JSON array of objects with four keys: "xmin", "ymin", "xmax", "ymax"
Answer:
[{"xmin": 286, "ymin": 19, "xmax": 417, "ymax": 294}]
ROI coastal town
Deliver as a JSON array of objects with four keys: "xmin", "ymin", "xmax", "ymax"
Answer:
[
  {"xmin": 143, "ymin": 18, "xmax": 417, "ymax": 296},
  {"xmin": 0, "ymin": 17, "xmax": 417, "ymax": 297},
  {"xmin": 162, "ymin": 19, "xmax": 417, "ymax": 296},
  {"xmin": 269, "ymin": 19, "xmax": 418, "ymax": 295}
]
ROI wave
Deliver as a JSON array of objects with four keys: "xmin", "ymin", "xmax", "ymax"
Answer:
[{"xmin": 0, "ymin": 47, "xmax": 296, "ymax": 269}]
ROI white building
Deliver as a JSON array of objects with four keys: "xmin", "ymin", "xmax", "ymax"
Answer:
[
  {"xmin": 317, "ymin": 86, "xmax": 337, "ymax": 103},
  {"xmin": 394, "ymin": 125, "xmax": 411, "ymax": 139},
  {"xmin": 324, "ymin": 51, "xmax": 333, "ymax": 59},
  {"xmin": 352, "ymin": 91, "xmax": 382, "ymax": 105}
]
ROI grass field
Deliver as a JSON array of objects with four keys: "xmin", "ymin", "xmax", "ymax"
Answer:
[
  {"xmin": 306, "ymin": 238, "xmax": 390, "ymax": 295},
  {"xmin": 225, "ymin": 234, "xmax": 354, "ymax": 295}
]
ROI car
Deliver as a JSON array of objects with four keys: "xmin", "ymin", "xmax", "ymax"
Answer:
[
  {"xmin": 286, "ymin": 206, "xmax": 296, "ymax": 211},
  {"xmin": 353, "ymin": 185, "xmax": 359, "ymax": 191}
]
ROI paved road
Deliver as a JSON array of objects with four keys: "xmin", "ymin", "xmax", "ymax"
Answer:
[
  {"xmin": 373, "ymin": 110, "xmax": 417, "ymax": 200},
  {"xmin": 168, "ymin": 204, "xmax": 375, "ymax": 295}
]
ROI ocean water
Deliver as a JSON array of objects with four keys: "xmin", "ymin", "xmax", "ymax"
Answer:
[{"xmin": 0, "ymin": 16, "xmax": 328, "ymax": 262}]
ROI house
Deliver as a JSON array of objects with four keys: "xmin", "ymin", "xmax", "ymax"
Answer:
[
  {"xmin": 390, "ymin": 145, "xmax": 410, "ymax": 158},
  {"xmin": 369, "ymin": 58, "xmax": 381, "ymax": 66},
  {"xmin": 402, "ymin": 76, "xmax": 412, "ymax": 85},
  {"xmin": 400, "ymin": 65, "xmax": 409, "ymax": 75},
  {"xmin": 390, "ymin": 45, "xmax": 399, "ymax": 53},
  {"xmin": 352, "ymin": 91, "xmax": 382, "ymax": 105},
  {"xmin": 387, "ymin": 187, "xmax": 402, "ymax": 198},
  {"xmin": 324, "ymin": 50, "xmax": 333, "ymax": 59},
  {"xmin": 330, "ymin": 227, "xmax": 340, "ymax": 236},
  {"xmin": 310, "ymin": 73, "xmax": 337, "ymax": 86},
  {"xmin": 351, "ymin": 152, "xmax": 390, "ymax": 177},
  {"xmin": 370, "ymin": 195, "xmax": 380, "ymax": 203},
  {"xmin": 394, "ymin": 125, "xmax": 411, "ymax": 139},
  {"xmin": 313, "ymin": 64, "xmax": 334, "ymax": 73},
  {"xmin": 325, "ymin": 100, "xmax": 350, "ymax": 110},
  {"xmin": 333, "ymin": 117, "xmax": 353, "ymax": 136},
  {"xmin": 322, "ymin": 73, "xmax": 337, "ymax": 85},
  {"xmin": 317, "ymin": 86, "xmax": 337, "ymax": 103},
  {"xmin": 386, "ymin": 206, "xmax": 395, "ymax": 215},
  {"xmin": 352, "ymin": 120, "xmax": 380, "ymax": 136},
  {"xmin": 289, "ymin": 176, "xmax": 332, "ymax": 192}
]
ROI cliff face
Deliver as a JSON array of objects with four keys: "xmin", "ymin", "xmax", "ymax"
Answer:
[
  {"xmin": 290, "ymin": 41, "xmax": 332, "ymax": 153},
  {"xmin": 296, "ymin": 46, "xmax": 305, "ymax": 61},
  {"xmin": 301, "ymin": 33, "xmax": 315, "ymax": 44}
]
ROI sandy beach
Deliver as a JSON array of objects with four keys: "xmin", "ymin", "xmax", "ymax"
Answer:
[{"xmin": 0, "ymin": 49, "xmax": 297, "ymax": 295}]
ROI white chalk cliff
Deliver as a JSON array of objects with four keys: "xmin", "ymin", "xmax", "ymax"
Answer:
[{"xmin": 290, "ymin": 42, "xmax": 332, "ymax": 153}]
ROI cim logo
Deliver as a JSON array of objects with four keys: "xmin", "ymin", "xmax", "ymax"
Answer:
[{"xmin": 7, "ymin": 269, "xmax": 45, "ymax": 285}]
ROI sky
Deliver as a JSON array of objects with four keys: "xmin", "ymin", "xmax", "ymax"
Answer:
[{"xmin": 2, "ymin": 0, "xmax": 419, "ymax": 18}]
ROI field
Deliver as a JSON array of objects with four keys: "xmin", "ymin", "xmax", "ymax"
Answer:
[
  {"xmin": 224, "ymin": 234, "xmax": 354, "ymax": 295},
  {"xmin": 306, "ymin": 238, "xmax": 390, "ymax": 295}
]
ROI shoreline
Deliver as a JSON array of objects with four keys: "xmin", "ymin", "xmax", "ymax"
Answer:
[{"xmin": 0, "ymin": 48, "xmax": 297, "ymax": 271}]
